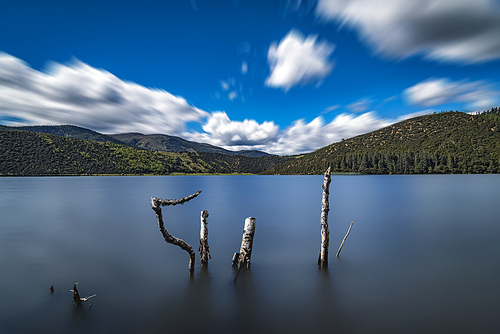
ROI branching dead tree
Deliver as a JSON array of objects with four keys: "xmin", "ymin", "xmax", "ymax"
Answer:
[
  {"xmin": 232, "ymin": 217, "xmax": 256, "ymax": 281},
  {"xmin": 151, "ymin": 190, "xmax": 202, "ymax": 275},
  {"xmin": 199, "ymin": 210, "xmax": 210, "ymax": 267},
  {"xmin": 336, "ymin": 221, "xmax": 353, "ymax": 257},
  {"xmin": 318, "ymin": 167, "xmax": 331, "ymax": 268}
]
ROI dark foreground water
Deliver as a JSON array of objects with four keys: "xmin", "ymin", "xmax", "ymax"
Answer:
[{"xmin": 1, "ymin": 175, "xmax": 499, "ymax": 333}]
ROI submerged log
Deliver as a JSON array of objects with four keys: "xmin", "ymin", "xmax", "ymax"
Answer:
[
  {"xmin": 151, "ymin": 190, "xmax": 202, "ymax": 275},
  {"xmin": 199, "ymin": 210, "xmax": 210, "ymax": 267},
  {"xmin": 336, "ymin": 221, "xmax": 354, "ymax": 257},
  {"xmin": 232, "ymin": 217, "xmax": 256, "ymax": 281},
  {"xmin": 318, "ymin": 167, "xmax": 331, "ymax": 268}
]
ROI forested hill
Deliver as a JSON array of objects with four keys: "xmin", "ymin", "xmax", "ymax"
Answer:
[
  {"xmin": 0, "ymin": 130, "xmax": 292, "ymax": 176},
  {"xmin": 262, "ymin": 109, "xmax": 500, "ymax": 175}
]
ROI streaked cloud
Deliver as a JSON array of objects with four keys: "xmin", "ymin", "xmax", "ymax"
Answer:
[
  {"xmin": 321, "ymin": 104, "xmax": 340, "ymax": 114},
  {"xmin": 0, "ymin": 53, "xmax": 209, "ymax": 135},
  {"xmin": 266, "ymin": 29, "xmax": 335, "ymax": 91},
  {"xmin": 345, "ymin": 97, "xmax": 373, "ymax": 113},
  {"xmin": 316, "ymin": 0, "xmax": 500, "ymax": 63},
  {"xmin": 404, "ymin": 78, "xmax": 499, "ymax": 110}
]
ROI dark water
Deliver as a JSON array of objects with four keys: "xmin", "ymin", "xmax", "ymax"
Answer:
[{"xmin": 1, "ymin": 175, "xmax": 499, "ymax": 333}]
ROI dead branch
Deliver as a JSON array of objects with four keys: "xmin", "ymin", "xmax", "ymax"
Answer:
[{"xmin": 151, "ymin": 190, "xmax": 202, "ymax": 275}]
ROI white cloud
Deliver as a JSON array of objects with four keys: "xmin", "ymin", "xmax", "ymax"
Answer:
[
  {"xmin": 241, "ymin": 61, "xmax": 248, "ymax": 75},
  {"xmin": 186, "ymin": 111, "xmax": 279, "ymax": 147},
  {"xmin": 228, "ymin": 91, "xmax": 238, "ymax": 101},
  {"xmin": 404, "ymin": 78, "xmax": 499, "ymax": 110},
  {"xmin": 316, "ymin": 0, "xmax": 500, "ymax": 63},
  {"xmin": 265, "ymin": 29, "xmax": 335, "ymax": 91},
  {"xmin": 265, "ymin": 111, "xmax": 391, "ymax": 155},
  {"xmin": 0, "ymin": 53, "xmax": 209, "ymax": 134}
]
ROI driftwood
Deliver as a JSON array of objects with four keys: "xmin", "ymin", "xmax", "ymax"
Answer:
[
  {"xmin": 232, "ymin": 217, "xmax": 256, "ymax": 281},
  {"xmin": 199, "ymin": 210, "xmax": 210, "ymax": 267},
  {"xmin": 151, "ymin": 190, "xmax": 202, "ymax": 275},
  {"xmin": 318, "ymin": 167, "xmax": 331, "ymax": 268},
  {"xmin": 336, "ymin": 221, "xmax": 353, "ymax": 257}
]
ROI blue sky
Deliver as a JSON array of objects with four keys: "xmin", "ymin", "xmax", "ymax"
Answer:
[{"xmin": 1, "ymin": 0, "xmax": 500, "ymax": 155}]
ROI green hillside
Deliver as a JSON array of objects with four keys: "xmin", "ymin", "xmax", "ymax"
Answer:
[
  {"xmin": 263, "ymin": 109, "xmax": 500, "ymax": 175},
  {"xmin": 0, "ymin": 130, "xmax": 292, "ymax": 176},
  {"xmin": 110, "ymin": 132, "xmax": 272, "ymax": 157}
]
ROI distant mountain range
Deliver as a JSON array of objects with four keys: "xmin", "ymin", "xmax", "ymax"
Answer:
[
  {"xmin": 109, "ymin": 132, "xmax": 271, "ymax": 157},
  {"xmin": 0, "ymin": 124, "xmax": 271, "ymax": 157}
]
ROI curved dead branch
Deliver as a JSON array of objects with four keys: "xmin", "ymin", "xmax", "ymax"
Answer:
[{"xmin": 151, "ymin": 190, "xmax": 202, "ymax": 275}]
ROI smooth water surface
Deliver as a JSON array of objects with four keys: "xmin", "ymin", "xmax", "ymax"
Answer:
[{"xmin": 1, "ymin": 175, "xmax": 499, "ymax": 333}]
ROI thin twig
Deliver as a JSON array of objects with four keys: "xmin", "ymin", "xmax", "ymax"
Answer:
[{"xmin": 336, "ymin": 221, "xmax": 354, "ymax": 257}]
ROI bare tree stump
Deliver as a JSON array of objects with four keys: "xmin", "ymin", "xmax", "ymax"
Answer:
[
  {"xmin": 72, "ymin": 283, "xmax": 81, "ymax": 306},
  {"xmin": 232, "ymin": 217, "xmax": 256, "ymax": 281},
  {"xmin": 336, "ymin": 221, "xmax": 353, "ymax": 257},
  {"xmin": 151, "ymin": 190, "xmax": 202, "ymax": 275},
  {"xmin": 199, "ymin": 210, "xmax": 210, "ymax": 267},
  {"xmin": 318, "ymin": 167, "xmax": 331, "ymax": 268}
]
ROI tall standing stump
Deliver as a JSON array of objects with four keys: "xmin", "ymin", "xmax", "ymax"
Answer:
[{"xmin": 318, "ymin": 167, "xmax": 331, "ymax": 268}]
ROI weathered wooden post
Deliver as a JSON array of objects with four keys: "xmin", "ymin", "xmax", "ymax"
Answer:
[
  {"xmin": 318, "ymin": 167, "xmax": 331, "ymax": 268},
  {"xmin": 232, "ymin": 217, "xmax": 256, "ymax": 281},
  {"xmin": 336, "ymin": 221, "xmax": 353, "ymax": 257},
  {"xmin": 199, "ymin": 210, "xmax": 210, "ymax": 267},
  {"xmin": 151, "ymin": 190, "xmax": 201, "ymax": 275}
]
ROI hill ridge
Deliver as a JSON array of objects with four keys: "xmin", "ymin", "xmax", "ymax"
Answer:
[{"xmin": 263, "ymin": 109, "xmax": 500, "ymax": 175}]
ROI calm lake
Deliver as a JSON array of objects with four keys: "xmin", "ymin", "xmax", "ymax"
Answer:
[{"xmin": 1, "ymin": 175, "xmax": 499, "ymax": 333}]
